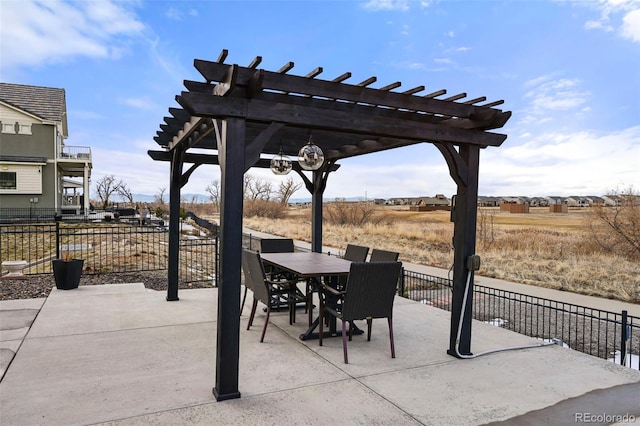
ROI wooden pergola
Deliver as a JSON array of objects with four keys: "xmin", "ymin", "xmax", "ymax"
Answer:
[{"xmin": 149, "ymin": 49, "xmax": 511, "ymax": 401}]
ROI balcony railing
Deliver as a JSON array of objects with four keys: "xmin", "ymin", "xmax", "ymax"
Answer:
[
  {"xmin": 58, "ymin": 146, "xmax": 92, "ymax": 161},
  {"xmin": 61, "ymin": 195, "xmax": 82, "ymax": 207}
]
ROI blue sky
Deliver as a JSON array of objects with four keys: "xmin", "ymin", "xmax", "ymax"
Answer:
[{"xmin": 1, "ymin": 0, "xmax": 639, "ymax": 200}]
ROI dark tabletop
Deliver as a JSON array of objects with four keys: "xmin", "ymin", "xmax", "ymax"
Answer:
[{"xmin": 260, "ymin": 252, "xmax": 351, "ymax": 278}]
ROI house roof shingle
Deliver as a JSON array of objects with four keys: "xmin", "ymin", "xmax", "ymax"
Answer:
[{"xmin": 0, "ymin": 82, "xmax": 66, "ymax": 123}]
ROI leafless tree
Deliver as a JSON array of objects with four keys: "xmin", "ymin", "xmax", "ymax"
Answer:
[
  {"xmin": 117, "ymin": 182, "xmax": 135, "ymax": 206},
  {"xmin": 205, "ymin": 180, "xmax": 220, "ymax": 210},
  {"xmin": 154, "ymin": 187, "xmax": 167, "ymax": 205},
  {"xmin": 276, "ymin": 177, "xmax": 303, "ymax": 205},
  {"xmin": 94, "ymin": 175, "xmax": 123, "ymax": 209},
  {"xmin": 244, "ymin": 174, "xmax": 272, "ymax": 200},
  {"xmin": 588, "ymin": 187, "xmax": 640, "ymax": 260}
]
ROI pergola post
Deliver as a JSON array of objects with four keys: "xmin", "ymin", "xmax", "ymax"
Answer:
[
  {"xmin": 447, "ymin": 144, "xmax": 480, "ymax": 357},
  {"xmin": 212, "ymin": 118, "xmax": 243, "ymax": 401},
  {"xmin": 166, "ymin": 145, "xmax": 185, "ymax": 301},
  {"xmin": 310, "ymin": 169, "xmax": 325, "ymax": 253}
]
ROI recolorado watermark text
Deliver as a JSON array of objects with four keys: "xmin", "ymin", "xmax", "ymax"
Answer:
[{"xmin": 575, "ymin": 412, "xmax": 636, "ymax": 423}]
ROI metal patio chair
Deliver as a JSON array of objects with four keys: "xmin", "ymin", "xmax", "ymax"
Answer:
[
  {"xmin": 260, "ymin": 237, "xmax": 309, "ymax": 315},
  {"xmin": 242, "ymin": 249, "xmax": 303, "ymax": 341},
  {"xmin": 260, "ymin": 238, "xmax": 295, "ymax": 254},
  {"xmin": 318, "ymin": 261, "xmax": 403, "ymax": 364},
  {"xmin": 369, "ymin": 248, "xmax": 400, "ymax": 262},
  {"xmin": 343, "ymin": 244, "xmax": 370, "ymax": 262}
]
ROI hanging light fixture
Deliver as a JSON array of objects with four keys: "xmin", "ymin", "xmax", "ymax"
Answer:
[
  {"xmin": 297, "ymin": 133, "xmax": 324, "ymax": 171},
  {"xmin": 270, "ymin": 145, "xmax": 292, "ymax": 175}
]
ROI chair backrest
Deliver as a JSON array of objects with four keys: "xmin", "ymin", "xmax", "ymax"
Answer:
[
  {"xmin": 341, "ymin": 261, "xmax": 402, "ymax": 321},
  {"xmin": 242, "ymin": 249, "xmax": 270, "ymax": 304},
  {"xmin": 241, "ymin": 249, "xmax": 253, "ymax": 292},
  {"xmin": 343, "ymin": 244, "xmax": 369, "ymax": 262},
  {"xmin": 369, "ymin": 249, "xmax": 400, "ymax": 262},
  {"xmin": 260, "ymin": 238, "xmax": 295, "ymax": 253}
]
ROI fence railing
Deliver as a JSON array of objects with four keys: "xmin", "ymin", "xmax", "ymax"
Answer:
[
  {"xmin": 402, "ymin": 269, "xmax": 639, "ymax": 370},
  {"xmin": 0, "ymin": 208, "xmax": 59, "ymax": 224},
  {"xmin": 0, "ymin": 221, "xmax": 217, "ymax": 285},
  {"xmin": 3, "ymin": 225, "xmax": 637, "ymax": 370}
]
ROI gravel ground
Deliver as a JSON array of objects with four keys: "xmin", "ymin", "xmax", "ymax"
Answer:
[{"xmin": 0, "ymin": 271, "xmax": 214, "ymax": 301}]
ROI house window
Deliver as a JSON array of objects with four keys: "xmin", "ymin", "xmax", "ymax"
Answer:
[
  {"xmin": 0, "ymin": 171, "xmax": 17, "ymax": 189},
  {"xmin": 2, "ymin": 123, "xmax": 16, "ymax": 134},
  {"xmin": 18, "ymin": 124, "xmax": 32, "ymax": 135}
]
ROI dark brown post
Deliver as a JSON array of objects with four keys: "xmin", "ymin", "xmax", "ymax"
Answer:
[
  {"xmin": 447, "ymin": 144, "xmax": 480, "ymax": 357},
  {"xmin": 167, "ymin": 145, "xmax": 185, "ymax": 301},
  {"xmin": 310, "ymin": 169, "xmax": 324, "ymax": 253},
  {"xmin": 212, "ymin": 118, "xmax": 243, "ymax": 401}
]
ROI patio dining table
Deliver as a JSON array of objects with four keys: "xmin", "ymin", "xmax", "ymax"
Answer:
[{"xmin": 260, "ymin": 252, "xmax": 361, "ymax": 341}]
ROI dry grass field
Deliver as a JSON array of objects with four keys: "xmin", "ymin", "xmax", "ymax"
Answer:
[{"xmin": 242, "ymin": 205, "xmax": 640, "ymax": 303}]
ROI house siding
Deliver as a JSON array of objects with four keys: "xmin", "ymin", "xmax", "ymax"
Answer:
[
  {"xmin": 1, "ymin": 123, "xmax": 56, "ymax": 158},
  {"xmin": 0, "ymin": 163, "xmax": 42, "ymax": 193}
]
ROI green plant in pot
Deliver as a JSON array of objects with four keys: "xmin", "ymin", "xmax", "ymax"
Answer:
[{"xmin": 52, "ymin": 252, "xmax": 84, "ymax": 290}]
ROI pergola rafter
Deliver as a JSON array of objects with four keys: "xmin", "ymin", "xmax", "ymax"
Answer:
[{"xmin": 148, "ymin": 49, "xmax": 511, "ymax": 402}]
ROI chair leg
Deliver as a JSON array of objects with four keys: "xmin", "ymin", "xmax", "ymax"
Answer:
[
  {"xmin": 388, "ymin": 317, "xmax": 395, "ymax": 359},
  {"xmin": 342, "ymin": 319, "xmax": 349, "ymax": 364},
  {"xmin": 240, "ymin": 286, "xmax": 248, "ymax": 318},
  {"xmin": 248, "ymin": 298, "xmax": 258, "ymax": 330},
  {"xmin": 367, "ymin": 318, "xmax": 372, "ymax": 341},
  {"xmin": 260, "ymin": 306, "xmax": 271, "ymax": 343},
  {"xmin": 318, "ymin": 292, "xmax": 324, "ymax": 347}
]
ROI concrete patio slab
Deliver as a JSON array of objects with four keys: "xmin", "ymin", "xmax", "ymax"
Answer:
[{"xmin": 1, "ymin": 285, "xmax": 638, "ymax": 426}]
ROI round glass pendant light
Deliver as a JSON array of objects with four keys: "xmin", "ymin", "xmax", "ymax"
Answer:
[
  {"xmin": 270, "ymin": 147, "xmax": 292, "ymax": 175},
  {"xmin": 297, "ymin": 134, "xmax": 324, "ymax": 171}
]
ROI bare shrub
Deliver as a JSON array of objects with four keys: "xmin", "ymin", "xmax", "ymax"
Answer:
[
  {"xmin": 243, "ymin": 205, "xmax": 640, "ymax": 302},
  {"xmin": 587, "ymin": 187, "xmax": 640, "ymax": 261},
  {"xmin": 324, "ymin": 201, "xmax": 385, "ymax": 226},
  {"xmin": 477, "ymin": 208, "xmax": 496, "ymax": 248},
  {"xmin": 244, "ymin": 199, "xmax": 286, "ymax": 219}
]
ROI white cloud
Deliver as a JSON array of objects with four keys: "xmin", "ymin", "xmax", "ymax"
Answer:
[
  {"xmin": 520, "ymin": 75, "xmax": 590, "ymax": 124},
  {"xmin": 120, "ymin": 97, "xmax": 157, "ymax": 110},
  {"xmin": 621, "ymin": 8, "xmax": 640, "ymax": 41},
  {"xmin": 165, "ymin": 7, "xmax": 183, "ymax": 20},
  {"xmin": 480, "ymin": 126, "xmax": 640, "ymax": 196},
  {"xmin": 0, "ymin": 0, "xmax": 144, "ymax": 70},
  {"xmin": 582, "ymin": 0, "xmax": 640, "ymax": 43},
  {"xmin": 362, "ymin": 0, "xmax": 410, "ymax": 12}
]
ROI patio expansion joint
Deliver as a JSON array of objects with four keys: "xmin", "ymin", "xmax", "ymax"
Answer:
[
  {"xmin": 25, "ymin": 320, "xmax": 218, "ymax": 341},
  {"xmin": 0, "ymin": 297, "xmax": 48, "ymax": 382}
]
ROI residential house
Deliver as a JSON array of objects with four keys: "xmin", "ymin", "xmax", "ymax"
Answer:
[
  {"xmin": 0, "ymin": 83, "xmax": 92, "ymax": 215},
  {"xmin": 477, "ymin": 196, "xmax": 500, "ymax": 207}
]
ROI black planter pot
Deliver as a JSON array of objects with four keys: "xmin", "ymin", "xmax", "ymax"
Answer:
[{"xmin": 52, "ymin": 259, "xmax": 84, "ymax": 290}]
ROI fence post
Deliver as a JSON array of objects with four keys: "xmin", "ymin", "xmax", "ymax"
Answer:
[
  {"xmin": 55, "ymin": 221, "xmax": 60, "ymax": 259},
  {"xmin": 620, "ymin": 310, "xmax": 628, "ymax": 367},
  {"xmin": 398, "ymin": 267, "xmax": 405, "ymax": 296}
]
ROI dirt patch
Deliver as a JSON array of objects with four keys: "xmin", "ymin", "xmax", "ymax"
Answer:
[{"xmin": 0, "ymin": 271, "xmax": 213, "ymax": 301}]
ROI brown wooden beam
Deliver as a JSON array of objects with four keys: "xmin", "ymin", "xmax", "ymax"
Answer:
[
  {"xmin": 192, "ymin": 59, "xmax": 503, "ymax": 119},
  {"xmin": 179, "ymin": 91, "xmax": 508, "ymax": 147}
]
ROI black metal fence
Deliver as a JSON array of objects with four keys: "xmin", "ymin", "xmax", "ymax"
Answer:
[
  {"xmin": 3, "ymin": 224, "xmax": 638, "ymax": 370},
  {"xmin": 402, "ymin": 269, "xmax": 639, "ymax": 370},
  {"xmin": 0, "ymin": 221, "xmax": 217, "ymax": 285},
  {"xmin": 0, "ymin": 208, "xmax": 59, "ymax": 223}
]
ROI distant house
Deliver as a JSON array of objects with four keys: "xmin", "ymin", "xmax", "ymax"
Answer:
[
  {"xmin": 409, "ymin": 194, "xmax": 451, "ymax": 211},
  {"xmin": 545, "ymin": 196, "xmax": 566, "ymax": 206},
  {"xmin": 477, "ymin": 196, "xmax": 500, "ymax": 207},
  {"xmin": 566, "ymin": 196, "xmax": 591, "ymax": 207},
  {"xmin": 529, "ymin": 197, "xmax": 549, "ymax": 207},
  {"xmin": 0, "ymin": 83, "xmax": 92, "ymax": 215},
  {"xmin": 386, "ymin": 197, "xmax": 408, "ymax": 205}
]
